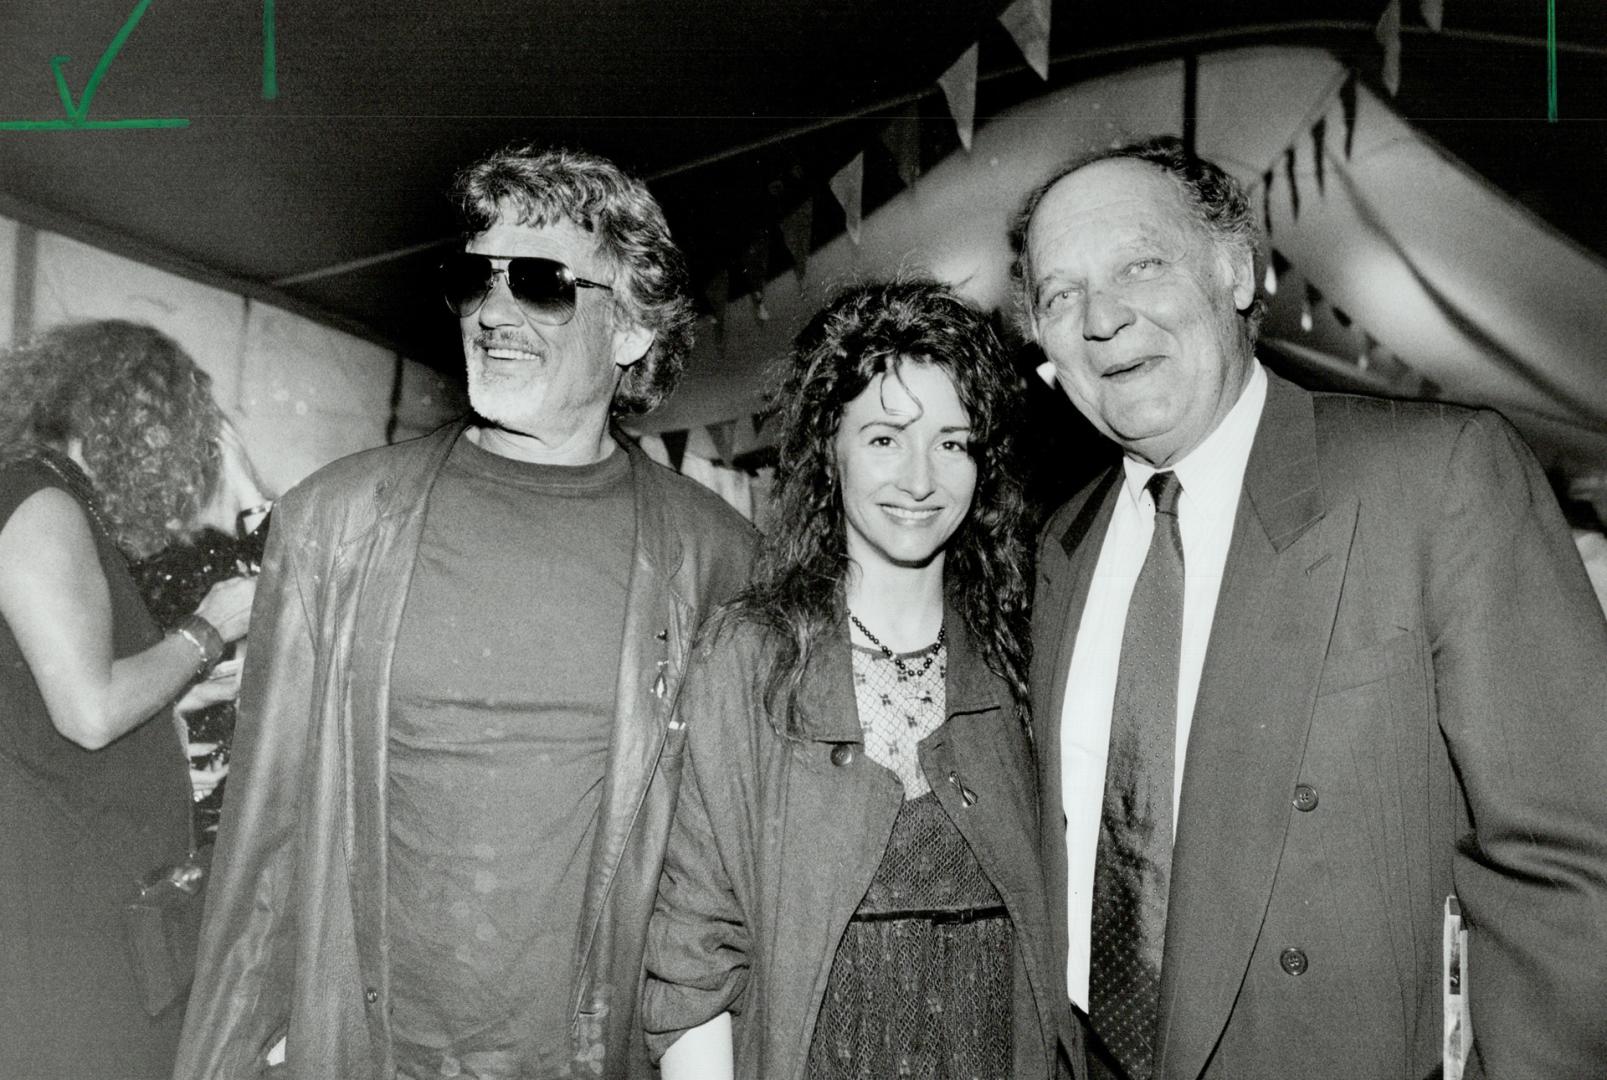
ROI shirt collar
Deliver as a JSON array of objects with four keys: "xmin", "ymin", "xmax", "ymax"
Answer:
[{"xmin": 1119, "ymin": 360, "xmax": 1268, "ymax": 520}]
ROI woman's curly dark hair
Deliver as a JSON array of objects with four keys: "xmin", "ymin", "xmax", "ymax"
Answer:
[
  {"xmin": 0, "ymin": 320, "xmax": 222, "ymax": 559},
  {"xmin": 450, "ymin": 144, "xmax": 694, "ymax": 419},
  {"xmin": 734, "ymin": 279, "xmax": 1034, "ymax": 738}
]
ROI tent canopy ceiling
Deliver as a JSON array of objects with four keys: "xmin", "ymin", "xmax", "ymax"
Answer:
[
  {"xmin": 1, "ymin": 1, "xmax": 1605, "ymax": 469},
  {"xmin": 647, "ymin": 46, "xmax": 1607, "ymax": 471}
]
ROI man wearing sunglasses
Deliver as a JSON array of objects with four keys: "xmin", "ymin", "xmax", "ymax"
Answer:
[{"xmin": 178, "ymin": 145, "xmax": 757, "ymax": 1080}]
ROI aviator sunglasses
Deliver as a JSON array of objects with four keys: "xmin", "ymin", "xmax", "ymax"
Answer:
[{"xmin": 439, "ymin": 252, "xmax": 614, "ymax": 326}]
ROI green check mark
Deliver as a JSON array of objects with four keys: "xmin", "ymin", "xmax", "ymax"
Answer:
[
  {"xmin": 52, "ymin": 0, "xmax": 158, "ymax": 122},
  {"xmin": 0, "ymin": 0, "xmax": 187, "ymax": 131}
]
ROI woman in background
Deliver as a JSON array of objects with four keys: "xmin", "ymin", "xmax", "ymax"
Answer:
[
  {"xmin": 644, "ymin": 281, "xmax": 1062, "ymax": 1079},
  {"xmin": 0, "ymin": 320, "xmax": 255, "ymax": 1079}
]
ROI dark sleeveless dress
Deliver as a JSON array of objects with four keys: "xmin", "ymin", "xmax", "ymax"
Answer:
[{"xmin": 0, "ymin": 457, "xmax": 193, "ymax": 1079}]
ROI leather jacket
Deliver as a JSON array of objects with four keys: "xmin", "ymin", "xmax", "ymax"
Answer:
[{"xmin": 173, "ymin": 422, "xmax": 756, "ymax": 1079}]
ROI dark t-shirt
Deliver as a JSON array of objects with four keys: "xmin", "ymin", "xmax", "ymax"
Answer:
[{"xmin": 387, "ymin": 434, "xmax": 633, "ymax": 1080}]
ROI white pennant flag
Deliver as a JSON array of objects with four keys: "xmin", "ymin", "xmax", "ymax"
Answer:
[
  {"xmin": 1376, "ymin": 0, "xmax": 1402, "ymax": 96},
  {"xmin": 829, "ymin": 152, "xmax": 864, "ymax": 245},
  {"xmin": 998, "ymin": 0, "xmax": 1051, "ymax": 81},
  {"xmin": 938, "ymin": 44, "xmax": 978, "ymax": 152}
]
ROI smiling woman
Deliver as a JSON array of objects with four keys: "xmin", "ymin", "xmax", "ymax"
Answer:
[
  {"xmin": 643, "ymin": 279, "xmax": 1064, "ymax": 1080},
  {"xmin": 834, "ymin": 360, "xmax": 978, "ymax": 575}
]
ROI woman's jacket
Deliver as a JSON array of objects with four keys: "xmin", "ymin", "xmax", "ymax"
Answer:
[{"xmin": 642, "ymin": 608, "xmax": 1062, "ymax": 1080}]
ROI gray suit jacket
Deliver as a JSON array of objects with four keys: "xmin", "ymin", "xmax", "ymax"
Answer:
[{"xmin": 1030, "ymin": 373, "xmax": 1607, "ymax": 1080}]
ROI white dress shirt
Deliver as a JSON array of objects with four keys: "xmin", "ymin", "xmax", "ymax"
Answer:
[{"xmin": 1061, "ymin": 362, "xmax": 1268, "ymax": 1009}]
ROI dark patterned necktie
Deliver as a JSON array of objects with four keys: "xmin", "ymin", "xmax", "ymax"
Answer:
[{"xmin": 1089, "ymin": 470, "xmax": 1184, "ymax": 1080}]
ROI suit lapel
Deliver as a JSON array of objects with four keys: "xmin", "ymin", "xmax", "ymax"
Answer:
[
  {"xmin": 1031, "ymin": 468, "xmax": 1121, "ymax": 1000},
  {"xmin": 1154, "ymin": 375, "xmax": 1357, "ymax": 1080}
]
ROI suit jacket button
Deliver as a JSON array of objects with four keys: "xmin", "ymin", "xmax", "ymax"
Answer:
[
  {"xmin": 830, "ymin": 744, "xmax": 854, "ymax": 767},
  {"xmin": 1279, "ymin": 947, "xmax": 1309, "ymax": 976},
  {"xmin": 1292, "ymin": 784, "xmax": 1319, "ymax": 812},
  {"xmin": 364, "ymin": 987, "xmax": 379, "ymax": 1004}
]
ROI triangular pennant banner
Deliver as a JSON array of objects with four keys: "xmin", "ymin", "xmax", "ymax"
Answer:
[
  {"xmin": 1375, "ymin": 350, "xmax": 1408, "ymax": 381},
  {"xmin": 780, "ymin": 199, "xmax": 813, "ymax": 290},
  {"xmin": 704, "ymin": 268, "xmax": 729, "ymax": 326},
  {"xmin": 829, "ymin": 152, "xmax": 865, "ymax": 245},
  {"xmin": 685, "ymin": 427, "xmax": 719, "ymax": 462},
  {"xmin": 739, "ymin": 230, "xmax": 769, "ymax": 290},
  {"xmin": 1283, "ymin": 146, "xmax": 1300, "ymax": 222},
  {"xmin": 1268, "ymin": 250, "xmax": 1290, "ymax": 296},
  {"xmin": 880, "ymin": 104, "xmax": 922, "ymax": 189},
  {"xmin": 997, "ymin": 0, "xmax": 1051, "ymax": 81},
  {"xmin": 1311, "ymin": 117, "xmax": 1328, "ymax": 195},
  {"xmin": 739, "ymin": 229, "xmax": 770, "ymax": 319},
  {"xmin": 1264, "ymin": 248, "xmax": 1286, "ymax": 296},
  {"xmin": 1359, "ymin": 331, "xmax": 1379, "ymax": 370},
  {"xmin": 661, "ymin": 429, "xmax": 689, "ymax": 472},
  {"xmin": 1420, "ymin": 0, "xmax": 1443, "ymax": 32},
  {"xmin": 707, "ymin": 419, "xmax": 738, "ymax": 463},
  {"xmin": 1262, "ymin": 169, "xmax": 1274, "ymax": 235},
  {"xmin": 938, "ymin": 44, "xmax": 978, "ymax": 152},
  {"xmin": 1300, "ymin": 282, "xmax": 1321, "ymax": 331},
  {"xmin": 1376, "ymin": 0, "xmax": 1403, "ymax": 96},
  {"xmin": 1340, "ymin": 71, "xmax": 1359, "ymax": 158}
]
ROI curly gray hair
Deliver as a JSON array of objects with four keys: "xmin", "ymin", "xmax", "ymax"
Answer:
[{"xmin": 450, "ymin": 144, "xmax": 694, "ymax": 418}]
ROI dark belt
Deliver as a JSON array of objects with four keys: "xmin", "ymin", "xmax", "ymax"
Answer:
[{"xmin": 849, "ymin": 903, "xmax": 1008, "ymax": 926}]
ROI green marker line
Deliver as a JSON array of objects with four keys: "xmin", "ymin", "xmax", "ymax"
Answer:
[
  {"xmin": 49, "ymin": 56, "xmax": 76, "ymax": 116},
  {"xmin": 0, "ymin": 118, "xmax": 189, "ymax": 130},
  {"xmin": 263, "ymin": 0, "xmax": 277, "ymax": 100},
  {"xmin": 60, "ymin": 0, "xmax": 157, "ymax": 121},
  {"xmin": 1548, "ymin": 0, "xmax": 1558, "ymax": 121},
  {"xmin": 0, "ymin": 0, "xmax": 192, "ymax": 133}
]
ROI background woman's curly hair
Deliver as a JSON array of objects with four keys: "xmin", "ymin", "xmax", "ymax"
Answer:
[
  {"xmin": 0, "ymin": 320, "xmax": 222, "ymax": 559},
  {"xmin": 730, "ymin": 278, "xmax": 1034, "ymax": 738}
]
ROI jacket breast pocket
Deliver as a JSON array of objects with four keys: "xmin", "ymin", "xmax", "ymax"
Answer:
[{"xmin": 1316, "ymin": 630, "xmax": 1419, "ymax": 696}]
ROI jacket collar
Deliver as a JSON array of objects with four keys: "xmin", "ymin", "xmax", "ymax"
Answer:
[
  {"xmin": 1239, "ymin": 371, "xmax": 1326, "ymax": 553},
  {"xmin": 1055, "ymin": 369, "xmax": 1324, "ymax": 560},
  {"xmin": 1058, "ymin": 468, "xmax": 1122, "ymax": 559}
]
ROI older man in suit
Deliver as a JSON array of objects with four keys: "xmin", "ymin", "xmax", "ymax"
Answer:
[{"xmin": 1011, "ymin": 134, "xmax": 1607, "ymax": 1080}]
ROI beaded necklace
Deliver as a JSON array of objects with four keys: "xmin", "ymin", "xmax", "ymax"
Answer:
[{"xmin": 848, "ymin": 612, "xmax": 945, "ymax": 680}]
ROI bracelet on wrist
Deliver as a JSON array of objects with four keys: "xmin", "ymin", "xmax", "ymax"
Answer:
[{"xmin": 171, "ymin": 614, "xmax": 225, "ymax": 678}]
